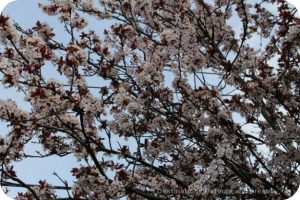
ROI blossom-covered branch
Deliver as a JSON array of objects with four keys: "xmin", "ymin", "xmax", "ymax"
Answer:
[{"xmin": 0, "ymin": 0, "xmax": 300, "ymax": 199}]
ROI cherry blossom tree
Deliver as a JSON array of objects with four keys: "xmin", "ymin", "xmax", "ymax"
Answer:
[{"xmin": 0, "ymin": 0, "xmax": 300, "ymax": 199}]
